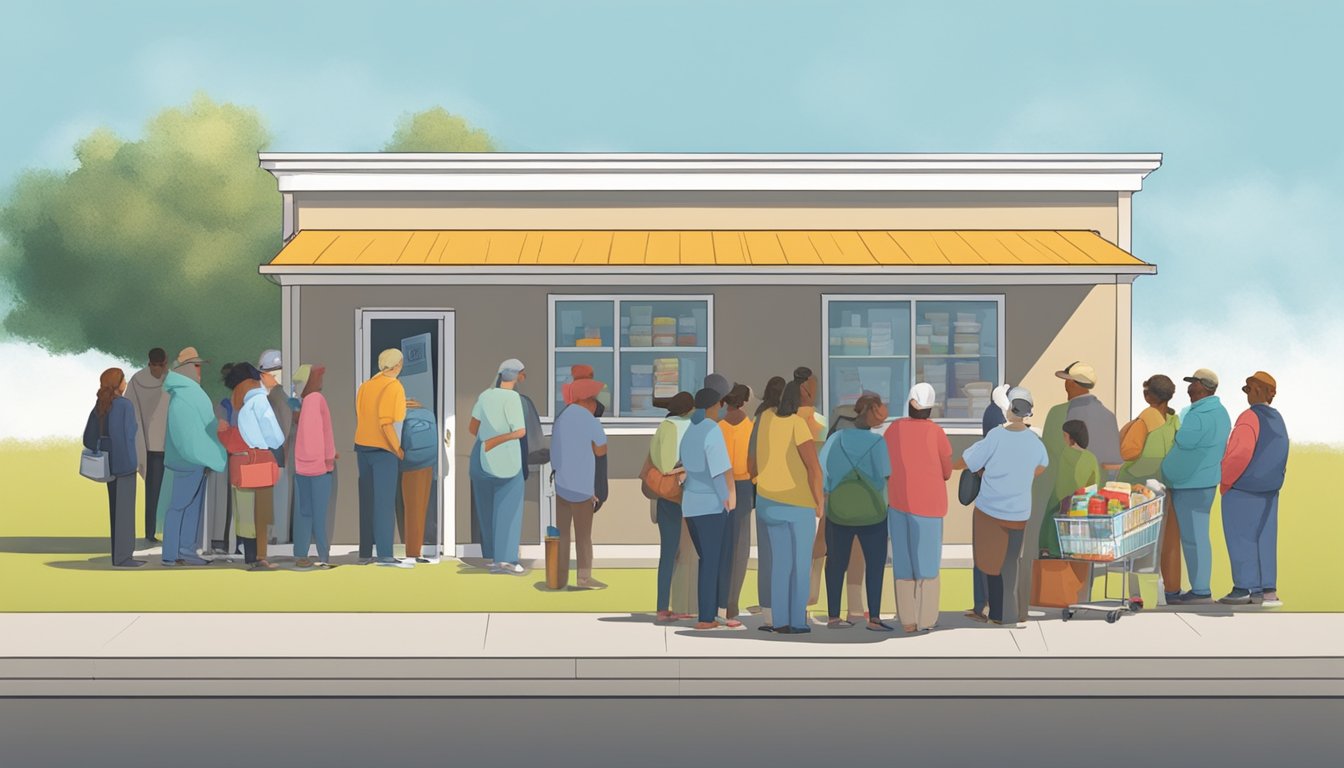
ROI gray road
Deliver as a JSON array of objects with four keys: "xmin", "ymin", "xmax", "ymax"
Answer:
[{"xmin": 2, "ymin": 697, "xmax": 1338, "ymax": 767}]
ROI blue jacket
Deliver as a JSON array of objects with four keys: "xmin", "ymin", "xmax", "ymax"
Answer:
[
  {"xmin": 83, "ymin": 397, "xmax": 138, "ymax": 478},
  {"xmin": 237, "ymin": 387, "xmax": 285, "ymax": 450},
  {"xmin": 1161, "ymin": 395, "xmax": 1231, "ymax": 489}
]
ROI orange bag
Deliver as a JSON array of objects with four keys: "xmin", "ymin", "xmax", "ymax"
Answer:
[
  {"xmin": 1031, "ymin": 559, "xmax": 1092, "ymax": 608},
  {"xmin": 640, "ymin": 462, "xmax": 684, "ymax": 503}
]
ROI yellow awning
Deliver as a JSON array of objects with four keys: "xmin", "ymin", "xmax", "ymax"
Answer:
[{"xmin": 267, "ymin": 230, "xmax": 1147, "ymax": 269}]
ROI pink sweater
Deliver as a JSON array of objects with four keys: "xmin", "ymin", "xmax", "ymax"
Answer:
[{"xmin": 294, "ymin": 392, "xmax": 336, "ymax": 477}]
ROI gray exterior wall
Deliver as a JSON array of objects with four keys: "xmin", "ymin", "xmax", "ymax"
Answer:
[{"xmin": 295, "ymin": 281, "xmax": 1117, "ymax": 549}]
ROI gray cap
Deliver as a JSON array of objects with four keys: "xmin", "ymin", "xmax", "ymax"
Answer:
[
  {"xmin": 703, "ymin": 373, "xmax": 732, "ymax": 401},
  {"xmin": 1006, "ymin": 385, "xmax": 1034, "ymax": 418},
  {"xmin": 258, "ymin": 349, "xmax": 282, "ymax": 372}
]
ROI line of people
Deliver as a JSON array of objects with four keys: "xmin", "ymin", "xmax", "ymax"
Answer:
[{"xmin": 83, "ymin": 345, "xmax": 447, "ymax": 569}]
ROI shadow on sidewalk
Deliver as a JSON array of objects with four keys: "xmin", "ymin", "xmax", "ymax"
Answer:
[
  {"xmin": 599, "ymin": 610, "xmax": 1014, "ymax": 641},
  {"xmin": 0, "ymin": 536, "xmax": 108, "ymax": 554}
]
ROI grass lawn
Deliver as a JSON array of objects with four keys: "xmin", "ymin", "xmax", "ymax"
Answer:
[{"xmin": 2, "ymin": 440, "xmax": 1339, "ymax": 613}]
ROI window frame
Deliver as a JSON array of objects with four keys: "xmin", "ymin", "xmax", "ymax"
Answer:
[
  {"xmin": 820, "ymin": 293, "xmax": 1006, "ymax": 430},
  {"xmin": 547, "ymin": 293, "xmax": 715, "ymax": 423}
]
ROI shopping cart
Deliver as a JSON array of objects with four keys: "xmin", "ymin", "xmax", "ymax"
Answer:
[{"xmin": 1055, "ymin": 488, "xmax": 1166, "ymax": 624}]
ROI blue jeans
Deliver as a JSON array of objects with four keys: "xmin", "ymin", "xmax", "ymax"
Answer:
[
  {"xmin": 889, "ymin": 508, "xmax": 943, "ymax": 581},
  {"xmin": 755, "ymin": 505, "xmax": 773, "ymax": 610},
  {"xmin": 162, "ymin": 466, "xmax": 206, "ymax": 564},
  {"xmin": 1171, "ymin": 486, "xmax": 1216, "ymax": 595},
  {"xmin": 293, "ymin": 472, "xmax": 333, "ymax": 563},
  {"xmin": 469, "ymin": 442, "xmax": 494, "ymax": 559},
  {"xmin": 356, "ymin": 447, "xmax": 398, "ymax": 559},
  {"xmin": 1222, "ymin": 488, "xmax": 1279, "ymax": 592},
  {"xmin": 655, "ymin": 499, "xmax": 682, "ymax": 612},
  {"xmin": 473, "ymin": 471, "xmax": 524, "ymax": 565},
  {"xmin": 686, "ymin": 512, "xmax": 730, "ymax": 624},
  {"xmin": 757, "ymin": 497, "xmax": 816, "ymax": 630},
  {"xmin": 825, "ymin": 518, "xmax": 887, "ymax": 620},
  {"xmin": 719, "ymin": 480, "xmax": 754, "ymax": 615}
]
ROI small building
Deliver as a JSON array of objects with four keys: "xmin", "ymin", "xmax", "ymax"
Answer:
[{"xmin": 258, "ymin": 152, "xmax": 1161, "ymax": 563}]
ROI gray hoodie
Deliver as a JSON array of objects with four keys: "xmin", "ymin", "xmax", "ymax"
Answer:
[{"xmin": 127, "ymin": 367, "xmax": 169, "ymax": 470}]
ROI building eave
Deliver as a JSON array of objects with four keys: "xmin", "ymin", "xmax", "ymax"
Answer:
[{"xmin": 257, "ymin": 152, "xmax": 1163, "ymax": 194}]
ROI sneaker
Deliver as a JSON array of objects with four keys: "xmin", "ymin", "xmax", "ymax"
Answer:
[
  {"xmin": 295, "ymin": 559, "xmax": 314, "ymax": 569},
  {"xmin": 1256, "ymin": 591, "xmax": 1283, "ymax": 607},
  {"xmin": 576, "ymin": 577, "xmax": 608, "ymax": 590},
  {"xmin": 1164, "ymin": 591, "xmax": 1183, "ymax": 605},
  {"xmin": 497, "ymin": 562, "xmax": 525, "ymax": 574},
  {"xmin": 357, "ymin": 558, "xmax": 375, "ymax": 566},
  {"xmin": 376, "ymin": 558, "xmax": 414, "ymax": 569},
  {"xmin": 415, "ymin": 557, "xmax": 433, "ymax": 564},
  {"xmin": 113, "ymin": 559, "xmax": 147, "ymax": 568},
  {"xmin": 315, "ymin": 562, "xmax": 335, "ymax": 570},
  {"xmin": 1219, "ymin": 588, "xmax": 1253, "ymax": 605},
  {"xmin": 1177, "ymin": 591, "xmax": 1213, "ymax": 605}
]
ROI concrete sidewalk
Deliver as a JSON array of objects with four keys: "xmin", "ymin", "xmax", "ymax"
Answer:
[{"xmin": 2, "ymin": 610, "xmax": 1341, "ymax": 698}]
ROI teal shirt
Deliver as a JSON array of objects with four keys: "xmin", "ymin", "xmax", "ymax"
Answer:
[
  {"xmin": 471, "ymin": 387, "xmax": 526, "ymax": 478},
  {"xmin": 1161, "ymin": 395, "xmax": 1231, "ymax": 489}
]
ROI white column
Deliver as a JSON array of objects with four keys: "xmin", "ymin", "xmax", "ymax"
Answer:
[{"xmin": 1117, "ymin": 191, "xmax": 1133, "ymax": 252}]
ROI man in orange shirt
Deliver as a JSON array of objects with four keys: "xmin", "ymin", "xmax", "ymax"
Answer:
[{"xmin": 354, "ymin": 348, "xmax": 411, "ymax": 567}]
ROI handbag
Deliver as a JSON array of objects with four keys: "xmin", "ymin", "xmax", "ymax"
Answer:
[
  {"xmin": 640, "ymin": 461, "xmax": 684, "ymax": 503},
  {"xmin": 79, "ymin": 415, "xmax": 113, "ymax": 483},
  {"xmin": 957, "ymin": 469, "xmax": 983, "ymax": 506},
  {"xmin": 230, "ymin": 448, "xmax": 279, "ymax": 489}
]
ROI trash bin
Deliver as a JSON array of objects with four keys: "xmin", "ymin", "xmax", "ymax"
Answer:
[{"xmin": 544, "ymin": 535, "xmax": 562, "ymax": 590}]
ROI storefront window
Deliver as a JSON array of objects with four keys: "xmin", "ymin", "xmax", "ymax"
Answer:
[
  {"xmin": 823, "ymin": 295, "xmax": 1002, "ymax": 425},
  {"xmin": 552, "ymin": 296, "xmax": 712, "ymax": 418},
  {"xmin": 826, "ymin": 300, "xmax": 911, "ymax": 420}
]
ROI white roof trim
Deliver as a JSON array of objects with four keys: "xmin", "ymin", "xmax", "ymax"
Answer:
[{"xmin": 259, "ymin": 152, "xmax": 1163, "ymax": 194}]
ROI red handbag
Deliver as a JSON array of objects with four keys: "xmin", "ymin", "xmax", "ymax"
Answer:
[{"xmin": 220, "ymin": 425, "xmax": 279, "ymax": 489}]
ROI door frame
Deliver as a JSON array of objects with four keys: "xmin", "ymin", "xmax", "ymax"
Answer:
[{"xmin": 354, "ymin": 308, "xmax": 457, "ymax": 559}]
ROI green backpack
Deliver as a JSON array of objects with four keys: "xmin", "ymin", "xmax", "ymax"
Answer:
[{"xmin": 827, "ymin": 438, "xmax": 886, "ymax": 527}]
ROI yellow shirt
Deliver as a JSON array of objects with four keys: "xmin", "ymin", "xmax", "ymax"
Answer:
[
  {"xmin": 719, "ymin": 416, "xmax": 754, "ymax": 481},
  {"xmin": 354, "ymin": 374, "xmax": 407, "ymax": 451},
  {"xmin": 756, "ymin": 410, "xmax": 817, "ymax": 507}
]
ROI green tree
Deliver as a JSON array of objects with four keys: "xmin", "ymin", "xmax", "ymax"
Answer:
[
  {"xmin": 384, "ymin": 107, "xmax": 496, "ymax": 151},
  {"xmin": 0, "ymin": 94, "xmax": 279, "ymax": 384}
]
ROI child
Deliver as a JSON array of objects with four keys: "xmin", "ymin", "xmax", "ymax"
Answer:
[{"xmin": 1040, "ymin": 420, "xmax": 1100, "ymax": 558}]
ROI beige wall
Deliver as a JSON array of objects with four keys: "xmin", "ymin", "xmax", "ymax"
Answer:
[
  {"xmin": 294, "ymin": 191, "xmax": 1122, "ymax": 245},
  {"xmin": 295, "ymin": 280, "xmax": 1126, "ymax": 549}
]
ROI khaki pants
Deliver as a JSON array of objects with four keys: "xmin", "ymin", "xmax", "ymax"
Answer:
[
  {"xmin": 555, "ymin": 497, "xmax": 596, "ymax": 588},
  {"xmin": 895, "ymin": 577, "xmax": 940, "ymax": 630},
  {"xmin": 401, "ymin": 467, "xmax": 433, "ymax": 559}
]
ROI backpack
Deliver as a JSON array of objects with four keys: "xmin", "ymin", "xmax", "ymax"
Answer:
[
  {"xmin": 401, "ymin": 408, "xmax": 439, "ymax": 470},
  {"xmin": 826, "ymin": 436, "xmax": 886, "ymax": 527}
]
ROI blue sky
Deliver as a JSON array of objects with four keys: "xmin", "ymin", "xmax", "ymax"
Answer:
[{"xmin": 1, "ymin": 1, "xmax": 1341, "ymax": 441}]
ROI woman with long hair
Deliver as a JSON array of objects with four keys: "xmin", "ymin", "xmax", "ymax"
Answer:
[
  {"xmin": 752, "ymin": 371, "xmax": 825, "ymax": 634},
  {"xmin": 746, "ymin": 375, "xmax": 786, "ymax": 619},
  {"xmin": 293, "ymin": 365, "xmax": 337, "ymax": 569},
  {"xmin": 83, "ymin": 368, "xmax": 143, "ymax": 567}
]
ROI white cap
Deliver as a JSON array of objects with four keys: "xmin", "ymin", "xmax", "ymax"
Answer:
[
  {"xmin": 497, "ymin": 358, "xmax": 525, "ymax": 374},
  {"xmin": 908, "ymin": 382, "xmax": 937, "ymax": 409},
  {"xmin": 1007, "ymin": 386, "xmax": 1034, "ymax": 418},
  {"xmin": 991, "ymin": 383, "xmax": 1012, "ymax": 411}
]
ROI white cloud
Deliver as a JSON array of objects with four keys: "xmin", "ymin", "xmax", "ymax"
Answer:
[
  {"xmin": 0, "ymin": 341, "xmax": 135, "ymax": 442},
  {"xmin": 1132, "ymin": 297, "xmax": 1343, "ymax": 448}
]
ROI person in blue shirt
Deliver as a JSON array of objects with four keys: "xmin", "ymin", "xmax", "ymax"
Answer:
[
  {"xmin": 680, "ymin": 387, "xmax": 742, "ymax": 630},
  {"xmin": 83, "ymin": 368, "xmax": 143, "ymax": 567},
  {"xmin": 956, "ymin": 387, "xmax": 1049, "ymax": 625},
  {"xmin": 818, "ymin": 392, "xmax": 893, "ymax": 631},
  {"xmin": 1160, "ymin": 368, "xmax": 1232, "ymax": 604},
  {"xmin": 549, "ymin": 378, "xmax": 609, "ymax": 590}
]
